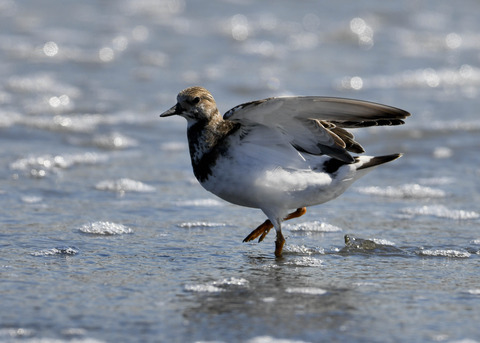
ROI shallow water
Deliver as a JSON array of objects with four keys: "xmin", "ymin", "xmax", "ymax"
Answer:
[{"xmin": 1, "ymin": 0, "xmax": 480, "ymax": 342}]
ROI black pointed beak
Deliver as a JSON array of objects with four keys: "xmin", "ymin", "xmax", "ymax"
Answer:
[{"xmin": 160, "ymin": 103, "xmax": 181, "ymax": 117}]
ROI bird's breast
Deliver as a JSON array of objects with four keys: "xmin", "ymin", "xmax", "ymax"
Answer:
[{"xmin": 187, "ymin": 121, "xmax": 239, "ymax": 183}]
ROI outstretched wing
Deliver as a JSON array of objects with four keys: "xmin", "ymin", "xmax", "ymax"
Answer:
[{"xmin": 224, "ymin": 96, "xmax": 410, "ymax": 162}]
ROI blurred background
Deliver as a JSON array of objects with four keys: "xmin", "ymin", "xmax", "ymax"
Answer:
[{"xmin": 1, "ymin": 1, "xmax": 479, "ymax": 342}]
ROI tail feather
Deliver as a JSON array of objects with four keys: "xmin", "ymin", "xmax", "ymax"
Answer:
[{"xmin": 355, "ymin": 153, "xmax": 402, "ymax": 170}]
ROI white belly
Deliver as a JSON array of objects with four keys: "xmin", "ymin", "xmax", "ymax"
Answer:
[{"xmin": 200, "ymin": 154, "xmax": 357, "ymax": 211}]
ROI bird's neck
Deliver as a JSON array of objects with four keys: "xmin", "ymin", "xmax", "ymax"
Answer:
[{"xmin": 187, "ymin": 116, "xmax": 226, "ymax": 161}]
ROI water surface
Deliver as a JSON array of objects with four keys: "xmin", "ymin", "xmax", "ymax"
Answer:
[{"xmin": 1, "ymin": 1, "xmax": 480, "ymax": 342}]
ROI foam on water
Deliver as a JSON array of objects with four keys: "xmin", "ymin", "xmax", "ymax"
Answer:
[
  {"xmin": 402, "ymin": 205, "xmax": 480, "ymax": 220},
  {"xmin": 184, "ymin": 284, "xmax": 224, "ymax": 293},
  {"xmin": 416, "ymin": 249, "xmax": 471, "ymax": 258},
  {"xmin": 185, "ymin": 277, "xmax": 249, "ymax": 293},
  {"xmin": 285, "ymin": 287, "xmax": 327, "ymax": 295},
  {"xmin": 217, "ymin": 277, "xmax": 249, "ymax": 286},
  {"xmin": 467, "ymin": 289, "xmax": 480, "ymax": 295},
  {"xmin": 356, "ymin": 184, "xmax": 446, "ymax": 198},
  {"xmin": 178, "ymin": 222, "xmax": 227, "ymax": 228},
  {"xmin": 79, "ymin": 222, "xmax": 133, "ymax": 235},
  {"xmin": 286, "ymin": 221, "xmax": 342, "ymax": 233},
  {"xmin": 284, "ymin": 256, "xmax": 324, "ymax": 267},
  {"xmin": 174, "ymin": 198, "xmax": 224, "ymax": 207},
  {"xmin": 261, "ymin": 297, "xmax": 276, "ymax": 303},
  {"xmin": 371, "ymin": 238, "xmax": 396, "ymax": 246},
  {"xmin": 31, "ymin": 247, "xmax": 79, "ymax": 257},
  {"xmin": 284, "ymin": 245, "xmax": 325, "ymax": 255},
  {"xmin": 95, "ymin": 178, "xmax": 155, "ymax": 193}
]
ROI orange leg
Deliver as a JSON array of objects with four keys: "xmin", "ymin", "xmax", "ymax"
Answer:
[
  {"xmin": 242, "ymin": 207, "xmax": 307, "ymax": 243},
  {"xmin": 284, "ymin": 207, "xmax": 307, "ymax": 220},
  {"xmin": 242, "ymin": 219, "xmax": 273, "ymax": 243},
  {"xmin": 275, "ymin": 231, "xmax": 285, "ymax": 258}
]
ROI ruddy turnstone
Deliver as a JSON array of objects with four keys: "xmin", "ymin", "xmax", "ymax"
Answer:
[{"xmin": 160, "ymin": 86, "xmax": 410, "ymax": 257}]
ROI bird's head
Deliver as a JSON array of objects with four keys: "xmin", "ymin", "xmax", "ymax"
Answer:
[{"xmin": 160, "ymin": 86, "xmax": 220, "ymax": 124}]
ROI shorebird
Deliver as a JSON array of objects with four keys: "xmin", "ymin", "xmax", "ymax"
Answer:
[{"xmin": 160, "ymin": 86, "xmax": 410, "ymax": 257}]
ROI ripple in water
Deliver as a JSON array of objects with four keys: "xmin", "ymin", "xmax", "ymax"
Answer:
[
  {"xmin": 402, "ymin": 205, "xmax": 479, "ymax": 220},
  {"xmin": 95, "ymin": 178, "xmax": 155, "ymax": 193},
  {"xmin": 356, "ymin": 183, "xmax": 446, "ymax": 198},
  {"xmin": 10, "ymin": 152, "xmax": 108, "ymax": 177},
  {"xmin": 91, "ymin": 132, "xmax": 138, "ymax": 150},
  {"xmin": 174, "ymin": 198, "xmax": 224, "ymax": 207}
]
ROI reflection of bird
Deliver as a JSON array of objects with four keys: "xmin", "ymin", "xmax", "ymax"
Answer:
[{"xmin": 160, "ymin": 87, "xmax": 410, "ymax": 257}]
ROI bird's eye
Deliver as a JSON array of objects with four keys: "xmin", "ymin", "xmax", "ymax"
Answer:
[{"xmin": 191, "ymin": 97, "xmax": 200, "ymax": 105}]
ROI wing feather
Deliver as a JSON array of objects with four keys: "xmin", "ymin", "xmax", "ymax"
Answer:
[
  {"xmin": 224, "ymin": 96, "xmax": 409, "ymax": 162},
  {"xmin": 224, "ymin": 96, "xmax": 409, "ymax": 124}
]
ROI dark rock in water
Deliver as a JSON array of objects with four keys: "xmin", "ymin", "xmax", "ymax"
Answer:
[
  {"xmin": 344, "ymin": 235, "xmax": 378, "ymax": 250},
  {"xmin": 340, "ymin": 234, "xmax": 405, "ymax": 256}
]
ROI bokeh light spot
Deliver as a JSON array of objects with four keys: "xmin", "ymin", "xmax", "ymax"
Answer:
[
  {"xmin": 231, "ymin": 14, "xmax": 249, "ymax": 41},
  {"xmin": 445, "ymin": 32, "xmax": 462, "ymax": 49},
  {"xmin": 43, "ymin": 41, "xmax": 58, "ymax": 57},
  {"xmin": 350, "ymin": 76, "xmax": 363, "ymax": 90},
  {"xmin": 99, "ymin": 47, "xmax": 114, "ymax": 62}
]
